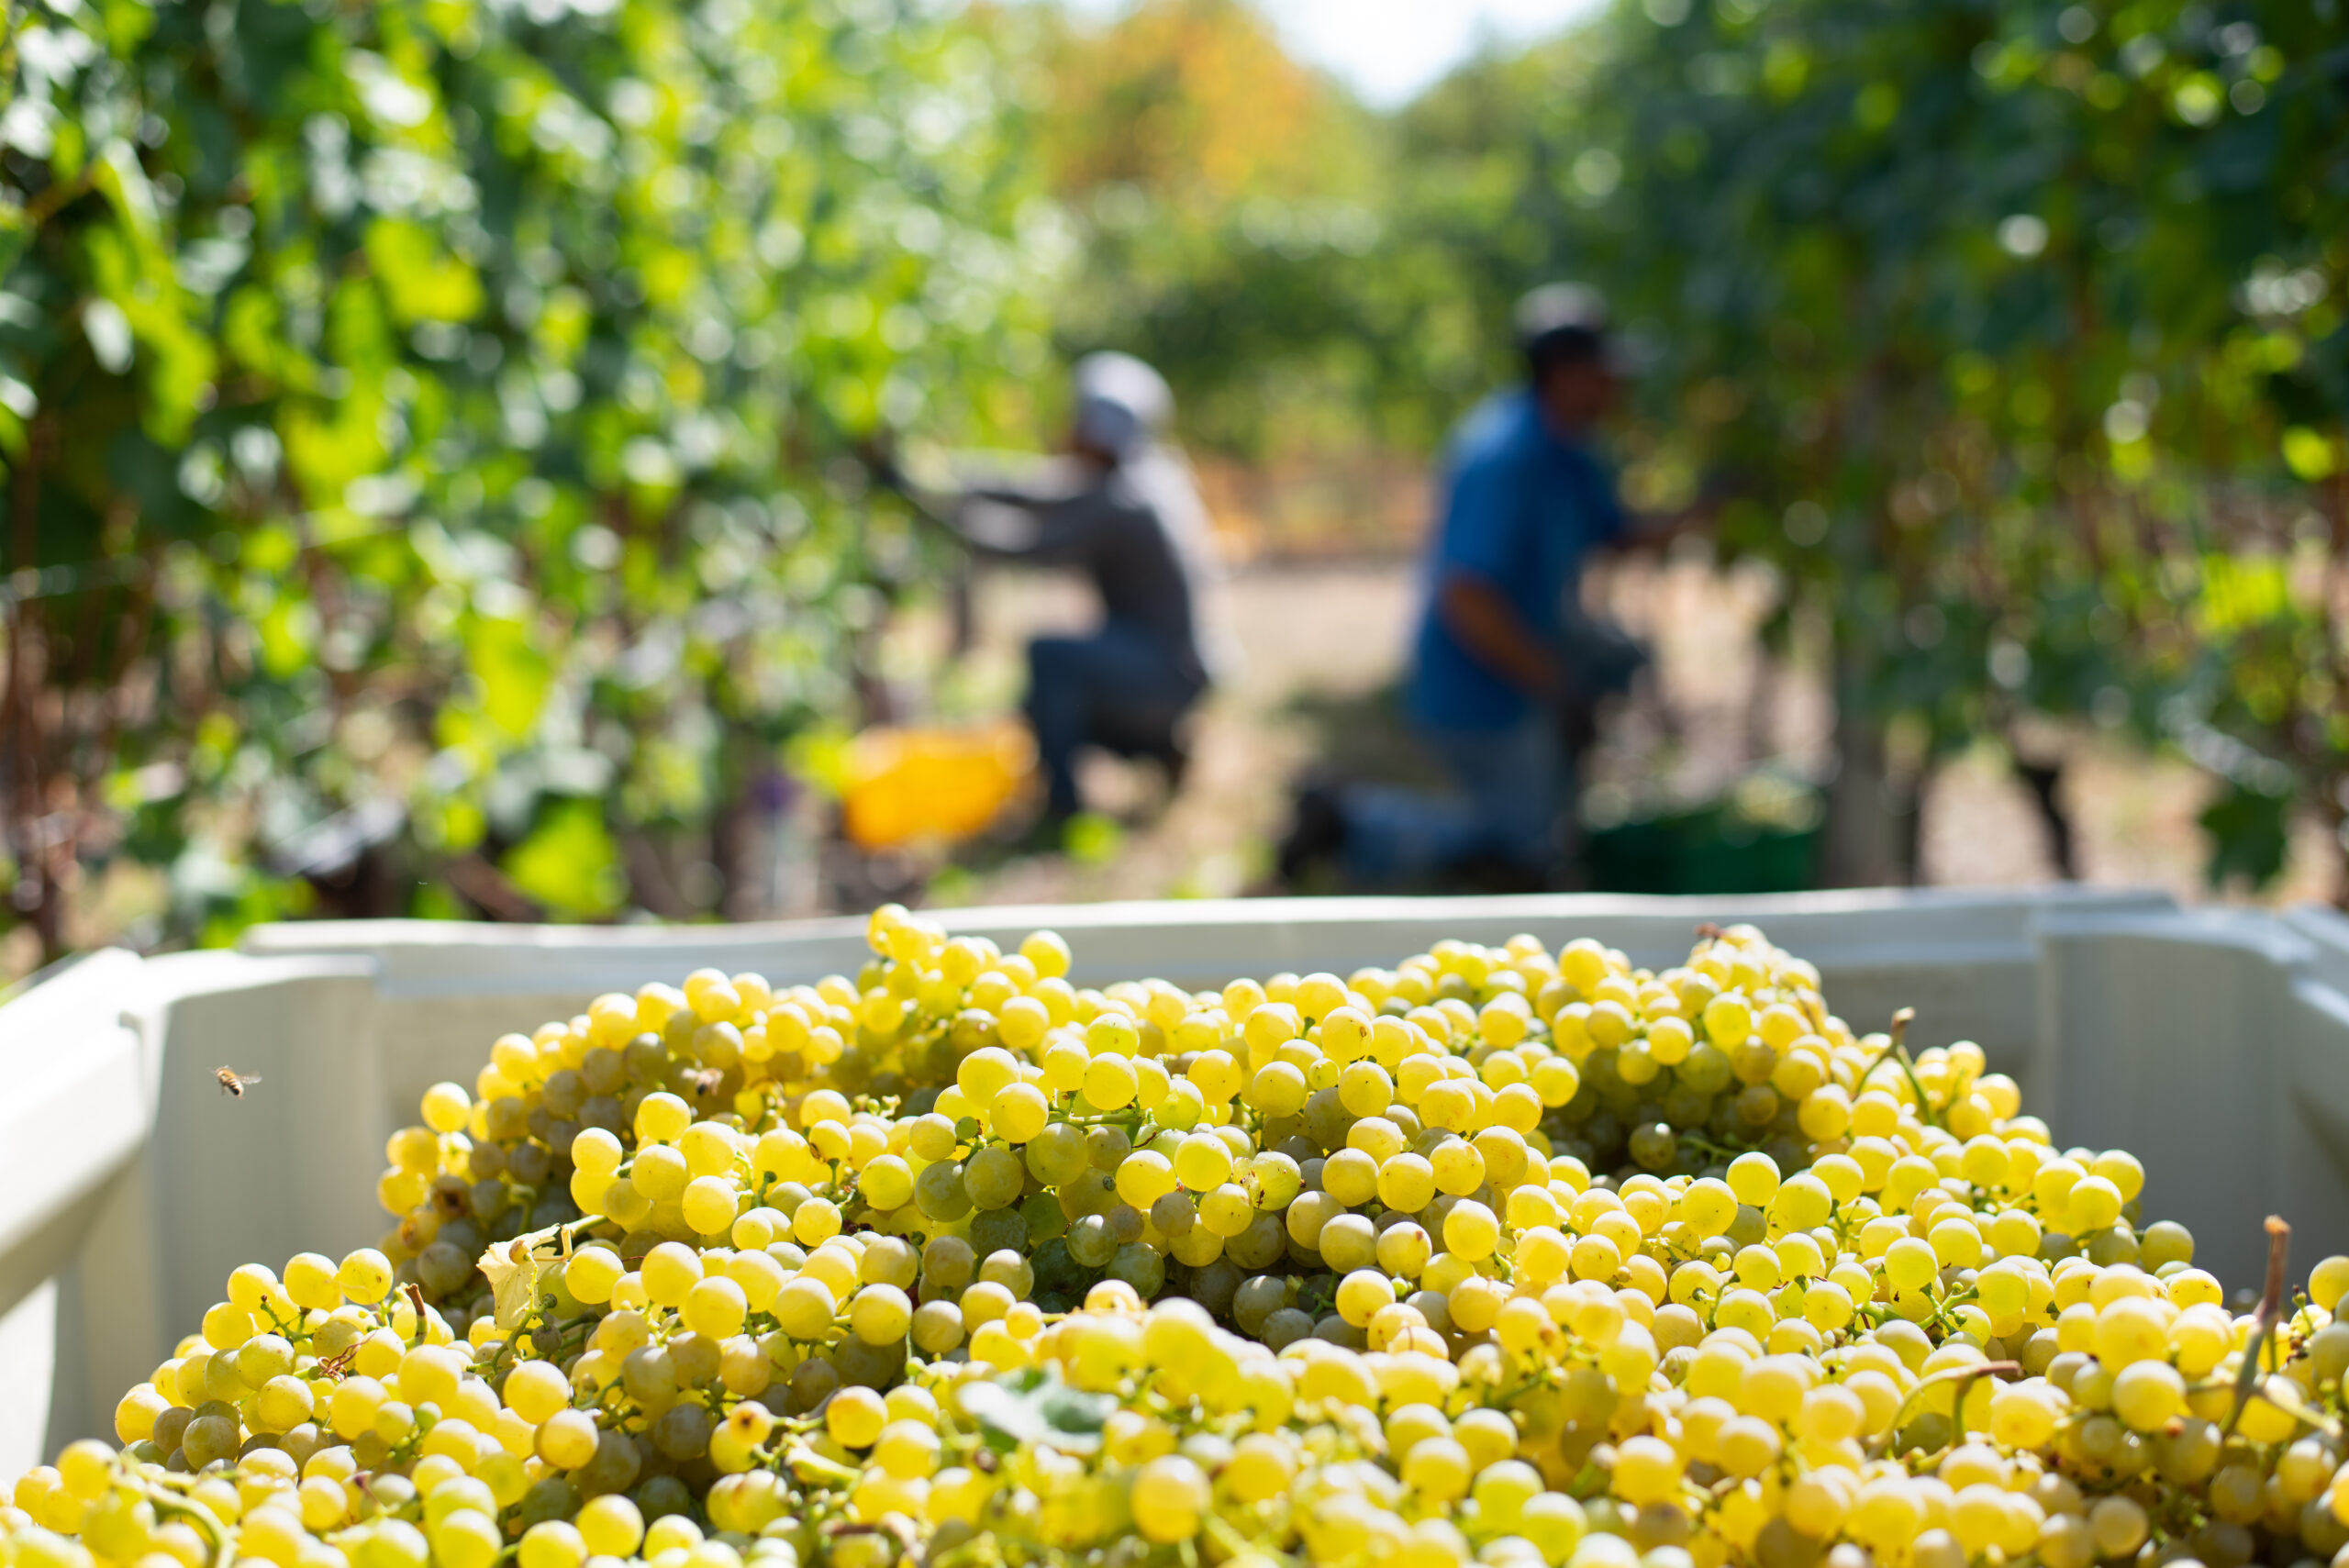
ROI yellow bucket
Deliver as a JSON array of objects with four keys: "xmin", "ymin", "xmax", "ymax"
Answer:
[{"xmin": 840, "ymin": 720, "xmax": 1036, "ymax": 851}]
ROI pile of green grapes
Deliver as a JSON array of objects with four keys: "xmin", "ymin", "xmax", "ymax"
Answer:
[{"xmin": 9, "ymin": 907, "xmax": 2349, "ymax": 1568}]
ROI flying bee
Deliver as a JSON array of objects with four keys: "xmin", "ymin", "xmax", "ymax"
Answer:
[
  {"xmin": 214, "ymin": 1066, "xmax": 262, "ymax": 1098},
  {"xmin": 685, "ymin": 1068, "xmax": 725, "ymax": 1099}
]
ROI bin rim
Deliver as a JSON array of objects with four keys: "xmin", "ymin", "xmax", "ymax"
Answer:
[{"xmin": 234, "ymin": 883, "xmax": 2183, "ymax": 960}]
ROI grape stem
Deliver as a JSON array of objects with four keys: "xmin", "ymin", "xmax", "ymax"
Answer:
[
  {"xmin": 485, "ymin": 1311, "xmax": 596, "ymax": 1379},
  {"xmin": 1856, "ymin": 1007, "xmax": 1938, "ymax": 1127},
  {"xmin": 1203, "ymin": 1514, "xmax": 1285, "ymax": 1563},
  {"xmin": 402, "ymin": 1283, "xmax": 430, "ymax": 1345},
  {"xmin": 1676, "ymin": 1129, "xmax": 1768, "ymax": 1163},
  {"xmin": 132, "ymin": 1475, "xmax": 236, "ymax": 1568},
  {"xmin": 1923, "ymin": 1284, "xmax": 1981, "ymax": 1334},
  {"xmin": 2223, "ymin": 1214, "xmax": 2292, "ymax": 1438},
  {"xmin": 1868, "ymin": 1358, "xmax": 2019, "ymax": 1460},
  {"xmin": 784, "ymin": 1442, "xmax": 863, "ymax": 1488}
]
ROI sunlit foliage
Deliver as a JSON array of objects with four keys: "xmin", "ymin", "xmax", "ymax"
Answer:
[{"xmin": 0, "ymin": 0, "xmax": 1053, "ymax": 953}]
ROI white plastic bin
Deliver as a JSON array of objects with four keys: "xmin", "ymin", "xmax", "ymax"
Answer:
[{"xmin": 7, "ymin": 886, "xmax": 2349, "ymax": 1478}]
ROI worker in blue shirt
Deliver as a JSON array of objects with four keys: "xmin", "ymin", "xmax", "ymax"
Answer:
[{"xmin": 1281, "ymin": 284, "xmax": 1695, "ymax": 887}]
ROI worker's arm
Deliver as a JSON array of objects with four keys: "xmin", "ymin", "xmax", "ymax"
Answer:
[
  {"xmin": 865, "ymin": 442, "xmax": 1097, "ymax": 563},
  {"xmin": 950, "ymin": 490, "xmax": 1108, "ymax": 565},
  {"xmin": 1429, "ymin": 449, "xmax": 1573, "ymax": 702},
  {"xmin": 1601, "ymin": 471, "xmax": 1738, "ymax": 554},
  {"xmin": 1437, "ymin": 572, "xmax": 1568, "ymax": 703},
  {"xmin": 1612, "ymin": 506, "xmax": 1707, "ymax": 551},
  {"xmin": 1605, "ymin": 503, "xmax": 1712, "ymax": 555}
]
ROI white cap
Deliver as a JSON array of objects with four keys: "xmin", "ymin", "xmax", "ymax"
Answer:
[{"xmin": 1072, "ymin": 351, "xmax": 1174, "ymax": 460}]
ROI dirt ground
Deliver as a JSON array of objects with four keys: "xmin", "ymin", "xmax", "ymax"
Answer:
[
  {"xmin": 926, "ymin": 550, "xmax": 2344, "ymax": 911},
  {"xmin": 16, "ymin": 551, "xmax": 2322, "ymax": 985},
  {"xmin": 13, "ymin": 545, "xmax": 2331, "ymax": 994}
]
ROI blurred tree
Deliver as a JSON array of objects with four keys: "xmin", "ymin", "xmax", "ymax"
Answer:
[
  {"xmin": 1009, "ymin": 0, "xmax": 1408, "ymax": 460},
  {"xmin": 1557, "ymin": 0, "xmax": 2349, "ymax": 890},
  {"xmin": 0, "ymin": 0, "xmax": 1051, "ymax": 959},
  {"xmin": 1026, "ymin": 0, "xmax": 2349, "ymax": 895},
  {"xmin": 1032, "ymin": 0, "xmax": 1336, "ymax": 203}
]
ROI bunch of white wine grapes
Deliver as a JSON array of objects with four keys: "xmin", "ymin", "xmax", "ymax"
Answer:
[{"xmin": 10, "ymin": 907, "xmax": 2349, "ymax": 1568}]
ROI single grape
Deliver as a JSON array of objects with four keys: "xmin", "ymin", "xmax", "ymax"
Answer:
[{"xmin": 963, "ymin": 1145, "xmax": 1025, "ymax": 1211}]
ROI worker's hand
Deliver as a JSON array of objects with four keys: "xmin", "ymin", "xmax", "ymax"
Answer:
[{"xmin": 1622, "ymin": 469, "xmax": 1739, "ymax": 550}]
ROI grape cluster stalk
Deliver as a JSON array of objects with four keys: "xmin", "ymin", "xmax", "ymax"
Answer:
[{"xmin": 8, "ymin": 909, "xmax": 2349, "ymax": 1568}]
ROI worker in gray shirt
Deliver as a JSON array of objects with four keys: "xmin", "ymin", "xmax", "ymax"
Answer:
[{"xmin": 874, "ymin": 352, "xmax": 1230, "ymax": 829}]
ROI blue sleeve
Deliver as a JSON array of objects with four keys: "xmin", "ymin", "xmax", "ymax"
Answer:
[{"xmin": 1435, "ymin": 449, "xmax": 1526, "ymax": 584}]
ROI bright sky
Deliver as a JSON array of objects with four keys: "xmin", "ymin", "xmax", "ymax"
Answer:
[{"xmin": 1062, "ymin": 0, "xmax": 1608, "ymax": 107}]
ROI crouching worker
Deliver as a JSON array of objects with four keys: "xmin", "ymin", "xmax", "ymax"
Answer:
[{"xmin": 871, "ymin": 352, "xmax": 1230, "ymax": 837}]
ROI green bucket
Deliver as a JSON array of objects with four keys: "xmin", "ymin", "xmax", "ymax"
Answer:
[{"xmin": 1584, "ymin": 801, "xmax": 1820, "ymax": 895}]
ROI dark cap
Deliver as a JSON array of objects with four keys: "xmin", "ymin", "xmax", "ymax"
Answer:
[{"xmin": 1515, "ymin": 283, "xmax": 1624, "ymax": 379}]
